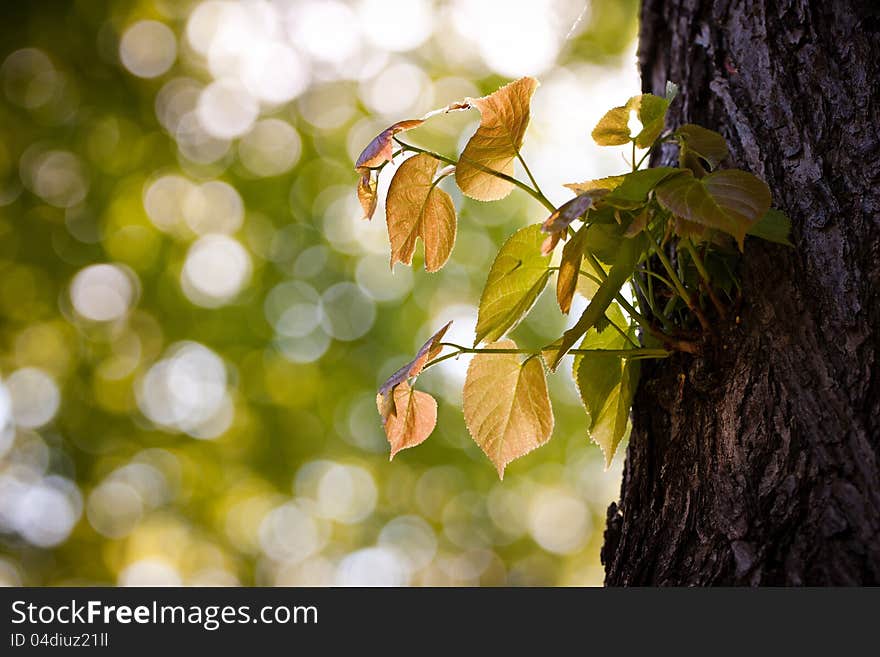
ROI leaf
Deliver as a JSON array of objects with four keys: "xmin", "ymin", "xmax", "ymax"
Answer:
[
  {"xmin": 475, "ymin": 224, "xmax": 551, "ymax": 345},
  {"xmin": 633, "ymin": 94, "xmax": 669, "ymax": 148},
  {"xmin": 747, "ymin": 208, "xmax": 793, "ymax": 246},
  {"xmin": 455, "ymin": 77, "xmax": 538, "ymax": 201},
  {"xmin": 591, "ymin": 105, "xmax": 631, "ymax": 146},
  {"xmin": 675, "ymin": 124, "xmax": 729, "ymax": 170},
  {"xmin": 377, "ymin": 320, "xmax": 452, "ymax": 409},
  {"xmin": 386, "ymin": 153, "xmax": 457, "ymax": 272},
  {"xmin": 557, "ymin": 224, "xmax": 588, "ymax": 314},
  {"xmin": 623, "ymin": 208, "xmax": 649, "ymax": 238},
  {"xmin": 356, "ymin": 168, "xmax": 378, "ymax": 220},
  {"xmin": 540, "ymin": 193, "xmax": 595, "ymax": 235},
  {"xmin": 583, "ymin": 222, "xmax": 624, "ymax": 265},
  {"xmin": 655, "ymin": 169, "xmax": 772, "ymax": 250},
  {"xmin": 665, "ymin": 80, "xmax": 679, "ymax": 102},
  {"xmin": 591, "ymin": 94, "xmax": 669, "ymax": 148},
  {"xmin": 573, "ymin": 311, "xmax": 640, "ymax": 467},
  {"xmin": 354, "ymin": 101, "xmax": 472, "ymax": 171},
  {"xmin": 564, "ymin": 175, "xmax": 625, "ymax": 195},
  {"xmin": 377, "ymin": 381, "xmax": 438, "ymax": 459},
  {"xmin": 540, "ymin": 231, "xmax": 563, "ymax": 256},
  {"xmin": 355, "ymin": 119, "xmax": 425, "ymax": 170},
  {"xmin": 601, "ymin": 167, "xmax": 680, "ymax": 210},
  {"xmin": 463, "ymin": 340, "xmax": 553, "ymax": 478},
  {"xmin": 548, "ymin": 235, "xmax": 642, "ymax": 370}
]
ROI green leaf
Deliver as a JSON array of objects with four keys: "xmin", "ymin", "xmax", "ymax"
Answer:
[
  {"xmin": 602, "ymin": 167, "xmax": 681, "ymax": 210},
  {"xmin": 573, "ymin": 316, "xmax": 640, "ymax": 468},
  {"xmin": 655, "ymin": 169, "xmax": 772, "ymax": 250},
  {"xmin": 572, "ymin": 303, "xmax": 637, "ymax": 468},
  {"xmin": 475, "ymin": 224, "xmax": 552, "ymax": 345},
  {"xmin": 634, "ymin": 94, "xmax": 669, "ymax": 148},
  {"xmin": 583, "ymin": 222, "xmax": 623, "ymax": 265},
  {"xmin": 665, "ymin": 81, "xmax": 679, "ymax": 102},
  {"xmin": 591, "ymin": 94, "xmax": 669, "ymax": 148},
  {"xmin": 548, "ymin": 235, "xmax": 642, "ymax": 370},
  {"xmin": 675, "ymin": 124, "xmax": 729, "ymax": 170},
  {"xmin": 747, "ymin": 208, "xmax": 793, "ymax": 246}
]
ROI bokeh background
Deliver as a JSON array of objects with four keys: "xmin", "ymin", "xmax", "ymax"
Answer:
[{"xmin": 0, "ymin": 0, "xmax": 640, "ymax": 586}]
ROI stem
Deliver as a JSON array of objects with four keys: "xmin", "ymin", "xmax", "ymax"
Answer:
[
  {"xmin": 515, "ymin": 149, "xmax": 547, "ymax": 205},
  {"xmin": 395, "ymin": 139, "xmax": 556, "ymax": 213},
  {"xmin": 437, "ymin": 342, "xmax": 670, "ymax": 359},
  {"xmin": 607, "ymin": 316, "xmax": 639, "ymax": 348},
  {"xmin": 637, "ymin": 267, "xmax": 677, "ymax": 291},
  {"xmin": 683, "ymin": 240, "xmax": 726, "ymax": 318},
  {"xmin": 650, "ymin": 234, "xmax": 712, "ymax": 331}
]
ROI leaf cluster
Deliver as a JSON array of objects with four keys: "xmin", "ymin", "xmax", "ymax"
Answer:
[{"xmin": 356, "ymin": 78, "xmax": 791, "ymax": 477}]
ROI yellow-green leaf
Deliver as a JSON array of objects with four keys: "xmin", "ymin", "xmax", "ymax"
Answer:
[
  {"xmin": 573, "ymin": 308, "xmax": 639, "ymax": 468},
  {"xmin": 655, "ymin": 169, "xmax": 771, "ymax": 250},
  {"xmin": 548, "ymin": 235, "xmax": 642, "ymax": 370},
  {"xmin": 633, "ymin": 94, "xmax": 669, "ymax": 148},
  {"xmin": 601, "ymin": 167, "xmax": 680, "ymax": 210},
  {"xmin": 475, "ymin": 224, "xmax": 551, "ymax": 345},
  {"xmin": 564, "ymin": 175, "xmax": 625, "ymax": 195},
  {"xmin": 463, "ymin": 340, "xmax": 553, "ymax": 478},
  {"xmin": 591, "ymin": 105, "xmax": 631, "ymax": 146},
  {"xmin": 455, "ymin": 77, "xmax": 538, "ymax": 201},
  {"xmin": 377, "ymin": 381, "xmax": 438, "ymax": 459},
  {"xmin": 386, "ymin": 153, "xmax": 457, "ymax": 272},
  {"xmin": 591, "ymin": 94, "xmax": 669, "ymax": 147}
]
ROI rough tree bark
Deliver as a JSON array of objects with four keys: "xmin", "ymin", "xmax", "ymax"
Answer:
[{"xmin": 602, "ymin": 0, "xmax": 880, "ymax": 585}]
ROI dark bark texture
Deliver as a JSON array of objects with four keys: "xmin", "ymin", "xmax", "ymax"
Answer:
[{"xmin": 603, "ymin": 0, "xmax": 880, "ymax": 584}]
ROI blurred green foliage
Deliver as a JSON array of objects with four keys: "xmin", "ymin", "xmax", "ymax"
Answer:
[{"xmin": 0, "ymin": 0, "xmax": 637, "ymax": 586}]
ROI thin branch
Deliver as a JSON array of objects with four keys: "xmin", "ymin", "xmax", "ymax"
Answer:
[
  {"xmin": 395, "ymin": 139, "xmax": 557, "ymax": 213},
  {"xmin": 436, "ymin": 342, "xmax": 671, "ymax": 359},
  {"xmin": 682, "ymin": 240, "xmax": 726, "ymax": 318}
]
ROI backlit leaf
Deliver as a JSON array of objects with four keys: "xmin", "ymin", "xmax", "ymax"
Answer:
[
  {"xmin": 355, "ymin": 119, "xmax": 425, "ymax": 170},
  {"xmin": 386, "ymin": 153, "xmax": 457, "ymax": 272},
  {"xmin": 591, "ymin": 94, "xmax": 669, "ymax": 148},
  {"xmin": 378, "ymin": 381, "xmax": 438, "ymax": 459},
  {"xmin": 655, "ymin": 169, "xmax": 771, "ymax": 250},
  {"xmin": 675, "ymin": 124, "xmax": 728, "ymax": 170},
  {"xmin": 564, "ymin": 175, "xmax": 625, "ymax": 195},
  {"xmin": 463, "ymin": 340, "xmax": 553, "ymax": 478},
  {"xmin": 377, "ymin": 320, "xmax": 451, "ymax": 412},
  {"xmin": 633, "ymin": 94, "xmax": 669, "ymax": 148},
  {"xmin": 557, "ymin": 224, "xmax": 588, "ymax": 314},
  {"xmin": 455, "ymin": 77, "xmax": 538, "ymax": 201},
  {"xmin": 475, "ymin": 224, "xmax": 551, "ymax": 344},
  {"xmin": 540, "ymin": 193, "xmax": 595, "ymax": 235},
  {"xmin": 747, "ymin": 208, "xmax": 793, "ymax": 246},
  {"xmin": 548, "ymin": 235, "xmax": 642, "ymax": 370},
  {"xmin": 573, "ymin": 308, "xmax": 640, "ymax": 467},
  {"xmin": 591, "ymin": 105, "xmax": 631, "ymax": 146},
  {"xmin": 357, "ymin": 168, "xmax": 378, "ymax": 220},
  {"xmin": 540, "ymin": 231, "xmax": 563, "ymax": 256},
  {"xmin": 601, "ymin": 167, "xmax": 680, "ymax": 210}
]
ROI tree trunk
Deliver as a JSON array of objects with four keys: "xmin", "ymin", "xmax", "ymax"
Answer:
[{"xmin": 602, "ymin": 0, "xmax": 880, "ymax": 585}]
